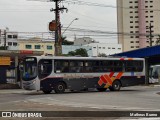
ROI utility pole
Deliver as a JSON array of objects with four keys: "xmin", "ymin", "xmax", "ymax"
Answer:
[
  {"xmin": 149, "ymin": 22, "xmax": 153, "ymax": 47},
  {"xmin": 50, "ymin": 0, "xmax": 67, "ymax": 56},
  {"xmin": 4, "ymin": 30, "xmax": 7, "ymax": 50}
]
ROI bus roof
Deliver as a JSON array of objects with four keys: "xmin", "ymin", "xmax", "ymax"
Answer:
[{"xmin": 27, "ymin": 56, "xmax": 145, "ymax": 61}]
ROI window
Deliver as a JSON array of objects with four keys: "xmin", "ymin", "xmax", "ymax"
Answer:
[
  {"xmin": 8, "ymin": 42, "xmax": 12, "ymax": 46},
  {"xmin": 135, "ymin": 11, "xmax": 138, "ymax": 13},
  {"xmin": 130, "ymin": 16, "xmax": 133, "ymax": 18},
  {"xmin": 103, "ymin": 47, "xmax": 105, "ymax": 49},
  {"xmin": 54, "ymin": 60, "xmax": 69, "ymax": 73},
  {"xmin": 131, "ymin": 46, "xmax": 134, "ymax": 48},
  {"xmin": 135, "ymin": 6, "xmax": 138, "ymax": 8},
  {"xmin": 70, "ymin": 61, "xmax": 84, "ymax": 73},
  {"xmin": 130, "ymin": 36, "xmax": 134, "ymax": 38},
  {"xmin": 47, "ymin": 45, "xmax": 52, "ymax": 50},
  {"xmin": 35, "ymin": 45, "xmax": 41, "ymax": 49},
  {"xmin": 38, "ymin": 59, "xmax": 52, "ymax": 79},
  {"xmin": 136, "ymin": 46, "xmax": 139, "ymax": 48},
  {"xmin": 93, "ymin": 47, "xmax": 96, "ymax": 49},
  {"xmin": 125, "ymin": 60, "xmax": 143, "ymax": 72},
  {"xmin": 130, "ymin": 21, "xmax": 133, "ymax": 23},
  {"xmin": 13, "ymin": 42, "xmax": 17, "ymax": 46},
  {"xmin": 135, "ymin": 26, "xmax": 139, "ymax": 28},
  {"xmin": 136, "ymin": 41, "xmax": 139, "ymax": 43},
  {"xmin": 13, "ymin": 35, "xmax": 18, "ymax": 38},
  {"xmin": 7, "ymin": 35, "xmax": 12, "ymax": 38},
  {"xmin": 26, "ymin": 45, "xmax": 32, "ymax": 49},
  {"xmin": 99, "ymin": 60, "xmax": 123, "ymax": 72},
  {"xmin": 130, "ymin": 31, "xmax": 133, "ymax": 33},
  {"xmin": 130, "ymin": 41, "xmax": 134, "ymax": 43},
  {"xmin": 130, "ymin": 26, "xmax": 133, "ymax": 28}
]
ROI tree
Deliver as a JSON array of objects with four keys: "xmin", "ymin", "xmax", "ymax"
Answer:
[
  {"xmin": 98, "ymin": 53, "xmax": 107, "ymax": 57},
  {"xmin": 156, "ymin": 35, "xmax": 160, "ymax": 45},
  {"xmin": 67, "ymin": 48, "xmax": 88, "ymax": 57},
  {"xmin": 61, "ymin": 36, "xmax": 74, "ymax": 45}
]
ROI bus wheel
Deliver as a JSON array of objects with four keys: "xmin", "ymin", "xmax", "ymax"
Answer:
[
  {"xmin": 110, "ymin": 80, "xmax": 121, "ymax": 91},
  {"xmin": 43, "ymin": 90, "xmax": 52, "ymax": 94},
  {"xmin": 97, "ymin": 88, "xmax": 107, "ymax": 92},
  {"xmin": 55, "ymin": 82, "xmax": 66, "ymax": 93}
]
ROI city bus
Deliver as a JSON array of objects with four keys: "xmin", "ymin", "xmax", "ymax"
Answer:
[
  {"xmin": 149, "ymin": 65, "xmax": 160, "ymax": 84},
  {"xmin": 21, "ymin": 56, "xmax": 145, "ymax": 94}
]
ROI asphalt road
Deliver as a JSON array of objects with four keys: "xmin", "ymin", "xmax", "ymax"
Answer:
[{"xmin": 0, "ymin": 85, "xmax": 160, "ymax": 120}]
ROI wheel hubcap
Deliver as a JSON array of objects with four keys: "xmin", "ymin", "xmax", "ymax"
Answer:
[{"xmin": 58, "ymin": 85, "xmax": 63, "ymax": 91}]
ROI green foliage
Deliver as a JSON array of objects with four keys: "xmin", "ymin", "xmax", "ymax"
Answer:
[
  {"xmin": 61, "ymin": 36, "xmax": 73, "ymax": 45},
  {"xmin": 98, "ymin": 53, "xmax": 107, "ymax": 57},
  {"xmin": 68, "ymin": 48, "xmax": 88, "ymax": 57},
  {"xmin": 0, "ymin": 46, "xmax": 7, "ymax": 50}
]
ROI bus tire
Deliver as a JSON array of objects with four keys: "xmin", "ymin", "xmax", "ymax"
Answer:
[
  {"xmin": 97, "ymin": 88, "xmax": 107, "ymax": 92},
  {"xmin": 55, "ymin": 82, "xmax": 66, "ymax": 93},
  {"xmin": 110, "ymin": 80, "xmax": 121, "ymax": 91},
  {"xmin": 43, "ymin": 90, "xmax": 52, "ymax": 94}
]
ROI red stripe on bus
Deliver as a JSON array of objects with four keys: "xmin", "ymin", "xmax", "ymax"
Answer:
[
  {"xmin": 109, "ymin": 72, "xmax": 114, "ymax": 78},
  {"xmin": 100, "ymin": 76, "xmax": 107, "ymax": 84},
  {"xmin": 104, "ymin": 74, "xmax": 113, "ymax": 85},
  {"xmin": 98, "ymin": 79, "xmax": 103, "ymax": 86},
  {"xmin": 116, "ymin": 72, "xmax": 123, "ymax": 79}
]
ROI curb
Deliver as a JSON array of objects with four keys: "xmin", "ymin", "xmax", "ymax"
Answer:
[{"xmin": 0, "ymin": 84, "xmax": 20, "ymax": 89}]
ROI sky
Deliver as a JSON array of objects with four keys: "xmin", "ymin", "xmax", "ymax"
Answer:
[{"xmin": 0, "ymin": 0, "xmax": 117, "ymax": 43}]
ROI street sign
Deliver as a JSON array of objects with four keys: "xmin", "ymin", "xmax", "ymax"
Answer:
[
  {"xmin": 49, "ymin": 20, "xmax": 56, "ymax": 31},
  {"xmin": 0, "ymin": 57, "xmax": 10, "ymax": 65}
]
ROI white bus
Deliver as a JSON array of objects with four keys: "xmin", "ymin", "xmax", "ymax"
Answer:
[
  {"xmin": 21, "ymin": 56, "xmax": 145, "ymax": 94},
  {"xmin": 149, "ymin": 65, "xmax": 160, "ymax": 84}
]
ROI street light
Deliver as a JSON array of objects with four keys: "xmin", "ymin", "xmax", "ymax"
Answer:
[{"xmin": 62, "ymin": 18, "xmax": 79, "ymax": 34}]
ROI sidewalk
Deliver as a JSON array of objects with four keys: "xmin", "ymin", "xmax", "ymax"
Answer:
[{"xmin": 0, "ymin": 83, "xmax": 20, "ymax": 89}]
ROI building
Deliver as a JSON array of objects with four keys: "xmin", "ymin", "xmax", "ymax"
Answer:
[
  {"xmin": 0, "ymin": 29, "xmax": 18, "ymax": 48},
  {"xmin": 74, "ymin": 37, "xmax": 98, "ymax": 46},
  {"xmin": 85, "ymin": 43, "xmax": 122, "ymax": 56},
  {"xmin": 17, "ymin": 38, "xmax": 54, "ymax": 55},
  {"xmin": 62, "ymin": 45, "xmax": 93, "ymax": 56},
  {"xmin": 117, "ymin": 0, "xmax": 160, "ymax": 52}
]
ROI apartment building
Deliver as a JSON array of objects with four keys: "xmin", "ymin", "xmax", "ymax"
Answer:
[{"xmin": 117, "ymin": 0, "xmax": 160, "ymax": 51}]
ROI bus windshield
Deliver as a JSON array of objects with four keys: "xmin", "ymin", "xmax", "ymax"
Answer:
[{"xmin": 22, "ymin": 57, "xmax": 37, "ymax": 81}]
